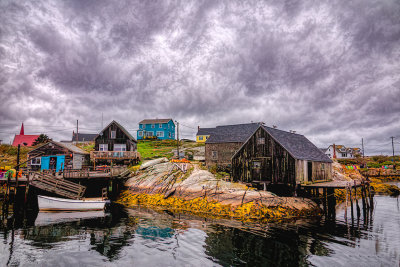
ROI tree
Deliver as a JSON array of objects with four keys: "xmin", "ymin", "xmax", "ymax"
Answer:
[{"xmin": 32, "ymin": 134, "xmax": 51, "ymax": 146}]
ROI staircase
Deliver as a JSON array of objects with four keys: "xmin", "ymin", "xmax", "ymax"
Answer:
[{"xmin": 30, "ymin": 172, "xmax": 86, "ymax": 199}]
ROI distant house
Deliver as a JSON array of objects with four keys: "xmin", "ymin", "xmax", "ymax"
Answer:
[
  {"xmin": 71, "ymin": 131, "xmax": 97, "ymax": 143},
  {"xmin": 137, "ymin": 119, "xmax": 175, "ymax": 140},
  {"xmin": 196, "ymin": 127, "xmax": 215, "ymax": 143},
  {"xmin": 324, "ymin": 144, "xmax": 362, "ymax": 159},
  {"xmin": 205, "ymin": 123, "xmax": 261, "ymax": 168},
  {"xmin": 92, "ymin": 120, "xmax": 139, "ymax": 164},
  {"xmin": 12, "ymin": 123, "xmax": 40, "ymax": 147},
  {"xmin": 27, "ymin": 140, "xmax": 89, "ymax": 171},
  {"xmin": 232, "ymin": 125, "xmax": 332, "ymax": 187}
]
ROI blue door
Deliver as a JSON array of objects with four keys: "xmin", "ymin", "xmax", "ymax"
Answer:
[
  {"xmin": 56, "ymin": 155, "xmax": 65, "ymax": 172},
  {"xmin": 41, "ymin": 156, "xmax": 50, "ymax": 171}
]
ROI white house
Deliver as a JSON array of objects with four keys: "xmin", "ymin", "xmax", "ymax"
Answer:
[{"xmin": 324, "ymin": 144, "xmax": 362, "ymax": 159}]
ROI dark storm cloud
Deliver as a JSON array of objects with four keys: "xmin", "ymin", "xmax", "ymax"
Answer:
[{"xmin": 0, "ymin": 0, "xmax": 399, "ymax": 154}]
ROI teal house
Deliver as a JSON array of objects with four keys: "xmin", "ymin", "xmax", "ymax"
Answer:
[{"xmin": 137, "ymin": 119, "xmax": 175, "ymax": 140}]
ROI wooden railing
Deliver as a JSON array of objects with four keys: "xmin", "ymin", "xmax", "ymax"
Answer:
[
  {"xmin": 90, "ymin": 151, "xmax": 140, "ymax": 160},
  {"xmin": 63, "ymin": 168, "xmax": 90, "ymax": 179}
]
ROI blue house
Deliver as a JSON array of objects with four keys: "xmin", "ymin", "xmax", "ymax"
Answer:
[{"xmin": 137, "ymin": 119, "xmax": 175, "ymax": 140}]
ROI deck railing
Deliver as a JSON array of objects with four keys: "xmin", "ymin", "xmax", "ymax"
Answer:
[{"xmin": 90, "ymin": 151, "xmax": 140, "ymax": 160}]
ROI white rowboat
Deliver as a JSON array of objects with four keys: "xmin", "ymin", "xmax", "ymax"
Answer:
[{"xmin": 38, "ymin": 195, "xmax": 107, "ymax": 212}]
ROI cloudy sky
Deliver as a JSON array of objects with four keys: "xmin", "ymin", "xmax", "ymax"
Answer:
[{"xmin": 1, "ymin": 0, "xmax": 399, "ymax": 154}]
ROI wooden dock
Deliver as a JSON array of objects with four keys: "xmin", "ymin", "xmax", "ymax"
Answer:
[{"xmin": 300, "ymin": 179, "xmax": 373, "ymax": 221}]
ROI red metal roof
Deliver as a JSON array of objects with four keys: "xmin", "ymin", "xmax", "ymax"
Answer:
[{"xmin": 12, "ymin": 134, "xmax": 40, "ymax": 147}]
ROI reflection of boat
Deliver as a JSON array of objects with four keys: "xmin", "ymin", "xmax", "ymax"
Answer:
[
  {"xmin": 35, "ymin": 210, "xmax": 106, "ymax": 226},
  {"xmin": 38, "ymin": 195, "xmax": 108, "ymax": 212}
]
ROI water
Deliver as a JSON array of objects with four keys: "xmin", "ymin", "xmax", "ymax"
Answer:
[{"xmin": 0, "ymin": 193, "xmax": 399, "ymax": 266}]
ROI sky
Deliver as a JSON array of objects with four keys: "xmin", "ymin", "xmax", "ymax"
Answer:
[{"xmin": 0, "ymin": 0, "xmax": 399, "ymax": 155}]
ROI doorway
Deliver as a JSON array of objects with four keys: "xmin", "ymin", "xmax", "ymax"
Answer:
[{"xmin": 308, "ymin": 161, "xmax": 313, "ymax": 182}]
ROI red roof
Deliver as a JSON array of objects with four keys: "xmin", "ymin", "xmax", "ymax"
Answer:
[{"xmin": 12, "ymin": 135, "xmax": 40, "ymax": 147}]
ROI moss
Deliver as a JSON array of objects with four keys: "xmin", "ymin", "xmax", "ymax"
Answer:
[
  {"xmin": 117, "ymin": 191, "xmax": 321, "ymax": 223},
  {"xmin": 370, "ymin": 182, "xmax": 400, "ymax": 196}
]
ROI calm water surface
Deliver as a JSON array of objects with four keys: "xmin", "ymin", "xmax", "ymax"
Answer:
[{"xmin": 0, "ymin": 191, "xmax": 399, "ymax": 266}]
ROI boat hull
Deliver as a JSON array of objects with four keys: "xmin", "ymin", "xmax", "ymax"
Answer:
[{"xmin": 38, "ymin": 195, "xmax": 107, "ymax": 212}]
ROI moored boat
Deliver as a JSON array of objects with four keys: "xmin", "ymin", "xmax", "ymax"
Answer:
[{"xmin": 38, "ymin": 195, "xmax": 108, "ymax": 212}]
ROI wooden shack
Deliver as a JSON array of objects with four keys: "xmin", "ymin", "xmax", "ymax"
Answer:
[
  {"xmin": 231, "ymin": 125, "xmax": 332, "ymax": 187},
  {"xmin": 205, "ymin": 123, "xmax": 261, "ymax": 169},
  {"xmin": 91, "ymin": 120, "xmax": 139, "ymax": 164},
  {"xmin": 27, "ymin": 141, "xmax": 90, "ymax": 171}
]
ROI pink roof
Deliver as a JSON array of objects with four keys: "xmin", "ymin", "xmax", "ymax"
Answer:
[{"xmin": 12, "ymin": 135, "xmax": 40, "ymax": 147}]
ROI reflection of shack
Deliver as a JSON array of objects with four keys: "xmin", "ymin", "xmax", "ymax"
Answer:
[
  {"xmin": 136, "ymin": 226, "xmax": 174, "ymax": 240},
  {"xmin": 27, "ymin": 141, "xmax": 90, "ymax": 172}
]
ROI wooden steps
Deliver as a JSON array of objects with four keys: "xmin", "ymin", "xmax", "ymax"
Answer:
[{"xmin": 30, "ymin": 173, "xmax": 86, "ymax": 199}]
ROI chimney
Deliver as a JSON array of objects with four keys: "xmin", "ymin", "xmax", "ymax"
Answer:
[
  {"xmin": 273, "ymin": 125, "xmax": 277, "ymax": 129},
  {"xmin": 333, "ymin": 144, "xmax": 337, "ymax": 159},
  {"xmin": 20, "ymin": 123, "xmax": 24, "ymax": 135}
]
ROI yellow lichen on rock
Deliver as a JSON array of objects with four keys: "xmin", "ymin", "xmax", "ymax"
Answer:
[{"xmin": 117, "ymin": 191, "xmax": 321, "ymax": 222}]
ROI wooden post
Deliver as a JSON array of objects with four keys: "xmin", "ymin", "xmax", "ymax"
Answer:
[
  {"xmin": 345, "ymin": 186, "xmax": 348, "ymax": 220},
  {"xmin": 368, "ymin": 184, "xmax": 374, "ymax": 211},
  {"xmin": 354, "ymin": 184, "xmax": 360, "ymax": 218},
  {"xmin": 349, "ymin": 184, "xmax": 354, "ymax": 221}
]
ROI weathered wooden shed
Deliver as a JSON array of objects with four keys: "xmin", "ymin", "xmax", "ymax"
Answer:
[
  {"xmin": 27, "ymin": 141, "xmax": 90, "ymax": 171},
  {"xmin": 205, "ymin": 123, "xmax": 261, "ymax": 168},
  {"xmin": 231, "ymin": 125, "xmax": 332, "ymax": 187}
]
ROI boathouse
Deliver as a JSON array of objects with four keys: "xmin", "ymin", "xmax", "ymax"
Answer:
[
  {"xmin": 91, "ymin": 120, "xmax": 139, "ymax": 164},
  {"xmin": 27, "ymin": 141, "xmax": 89, "ymax": 171},
  {"xmin": 231, "ymin": 125, "xmax": 332, "ymax": 187},
  {"xmin": 205, "ymin": 123, "xmax": 261, "ymax": 168}
]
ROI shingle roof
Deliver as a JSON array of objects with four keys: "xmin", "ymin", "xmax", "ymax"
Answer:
[
  {"xmin": 196, "ymin": 127, "xmax": 216, "ymax": 136},
  {"xmin": 12, "ymin": 134, "xmax": 40, "ymax": 147},
  {"xmin": 261, "ymin": 126, "xmax": 332, "ymax": 163},
  {"xmin": 205, "ymin": 123, "xmax": 261, "ymax": 143},
  {"xmin": 28, "ymin": 140, "xmax": 89, "ymax": 155},
  {"xmin": 71, "ymin": 133, "xmax": 97, "ymax": 142},
  {"xmin": 139, "ymin": 119, "xmax": 173, "ymax": 124}
]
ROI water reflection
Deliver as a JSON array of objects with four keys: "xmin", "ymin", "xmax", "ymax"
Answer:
[{"xmin": 0, "ymin": 194, "xmax": 399, "ymax": 266}]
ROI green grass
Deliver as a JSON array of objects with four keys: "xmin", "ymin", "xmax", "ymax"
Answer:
[{"xmin": 137, "ymin": 140, "xmax": 178, "ymax": 160}]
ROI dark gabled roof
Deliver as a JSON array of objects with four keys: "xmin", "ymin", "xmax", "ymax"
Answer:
[
  {"xmin": 96, "ymin": 120, "xmax": 137, "ymax": 143},
  {"xmin": 139, "ymin": 119, "xmax": 173, "ymax": 125},
  {"xmin": 71, "ymin": 133, "xmax": 97, "ymax": 142},
  {"xmin": 205, "ymin": 123, "xmax": 261, "ymax": 143},
  {"xmin": 196, "ymin": 127, "xmax": 216, "ymax": 136},
  {"xmin": 28, "ymin": 140, "xmax": 89, "ymax": 155},
  {"xmin": 260, "ymin": 125, "xmax": 332, "ymax": 163},
  {"xmin": 319, "ymin": 148, "xmax": 328, "ymax": 153}
]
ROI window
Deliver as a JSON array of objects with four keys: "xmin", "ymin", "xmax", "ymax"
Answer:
[
  {"xmin": 114, "ymin": 144, "xmax": 126, "ymax": 151},
  {"xmin": 31, "ymin": 157, "xmax": 41, "ymax": 165},
  {"xmin": 322, "ymin": 163, "xmax": 325, "ymax": 170},
  {"xmin": 110, "ymin": 130, "xmax": 116, "ymax": 139},
  {"xmin": 139, "ymin": 124, "xmax": 142, "ymax": 129},
  {"xmin": 138, "ymin": 131, "xmax": 143, "ymax": 137},
  {"xmin": 212, "ymin": 151, "xmax": 218, "ymax": 160},
  {"xmin": 99, "ymin": 144, "xmax": 108, "ymax": 151},
  {"xmin": 159, "ymin": 124, "xmax": 163, "ymax": 128},
  {"xmin": 146, "ymin": 132, "xmax": 154, "ymax": 137},
  {"xmin": 151, "ymin": 124, "xmax": 155, "ymax": 128},
  {"xmin": 168, "ymin": 132, "xmax": 171, "ymax": 138},
  {"xmin": 342, "ymin": 153, "xmax": 346, "ymax": 157},
  {"xmin": 257, "ymin": 137, "xmax": 265, "ymax": 145},
  {"xmin": 199, "ymin": 136, "xmax": 204, "ymax": 141},
  {"xmin": 156, "ymin": 131, "xmax": 164, "ymax": 137},
  {"xmin": 253, "ymin": 161, "xmax": 261, "ymax": 169}
]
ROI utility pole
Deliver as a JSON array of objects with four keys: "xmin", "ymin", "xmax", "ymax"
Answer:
[
  {"xmin": 101, "ymin": 113, "xmax": 103, "ymax": 129},
  {"xmin": 176, "ymin": 121, "xmax": 180, "ymax": 159},
  {"xmin": 76, "ymin": 120, "xmax": 79, "ymax": 142},
  {"xmin": 362, "ymin": 138, "xmax": 365, "ymax": 168},
  {"xmin": 391, "ymin": 136, "xmax": 395, "ymax": 168}
]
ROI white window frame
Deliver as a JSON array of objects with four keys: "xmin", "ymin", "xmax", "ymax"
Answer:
[
  {"xmin": 138, "ymin": 131, "xmax": 143, "ymax": 137},
  {"xmin": 110, "ymin": 130, "xmax": 116, "ymax": 139},
  {"xmin": 31, "ymin": 157, "xmax": 41, "ymax": 165},
  {"xmin": 99, "ymin": 144, "xmax": 108, "ymax": 151},
  {"xmin": 199, "ymin": 136, "xmax": 204, "ymax": 141},
  {"xmin": 257, "ymin": 137, "xmax": 265, "ymax": 145},
  {"xmin": 159, "ymin": 123, "xmax": 163, "ymax": 128},
  {"xmin": 114, "ymin": 144, "xmax": 126, "ymax": 151},
  {"xmin": 151, "ymin": 124, "xmax": 155, "ymax": 129},
  {"xmin": 156, "ymin": 131, "xmax": 164, "ymax": 137},
  {"xmin": 146, "ymin": 132, "xmax": 154, "ymax": 137}
]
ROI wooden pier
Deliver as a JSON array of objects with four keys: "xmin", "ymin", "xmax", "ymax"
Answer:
[{"xmin": 300, "ymin": 180, "xmax": 373, "ymax": 220}]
